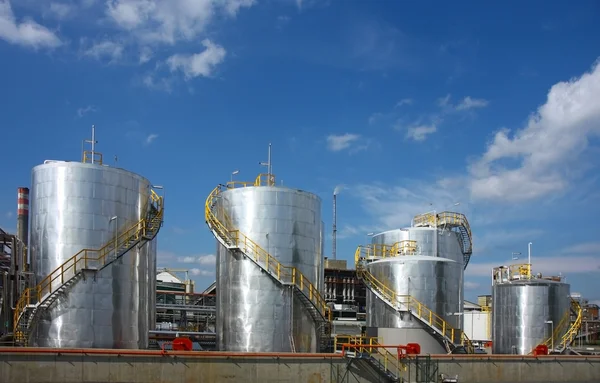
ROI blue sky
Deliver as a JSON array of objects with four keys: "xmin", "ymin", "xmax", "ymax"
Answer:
[{"xmin": 1, "ymin": 0, "xmax": 600, "ymax": 304}]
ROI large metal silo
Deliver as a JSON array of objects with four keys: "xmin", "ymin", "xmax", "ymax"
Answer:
[
  {"xmin": 492, "ymin": 265, "xmax": 571, "ymax": 355},
  {"xmin": 214, "ymin": 181, "xmax": 324, "ymax": 352},
  {"xmin": 28, "ymin": 160, "xmax": 157, "ymax": 348},
  {"xmin": 365, "ymin": 227, "xmax": 465, "ymax": 354}
]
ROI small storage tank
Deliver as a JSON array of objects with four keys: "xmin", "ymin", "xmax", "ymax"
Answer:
[
  {"xmin": 366, "ymin": 227, "xmax": 465, "ymax": 354},
  {"xmin": 214, "ymin": 174, "xmax": 324, "ymax": 352},
  {"xmin": 28, "ymin": 159, "xmax": 158, "ymax": 348},
  {"xmin": 492, "ymin": 265, "xmax": 570, "ymax": 355}
]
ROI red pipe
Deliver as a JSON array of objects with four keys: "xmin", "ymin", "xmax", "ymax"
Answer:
[{"xmin": 0, "ymin": 348, "xmax": 343, "ymax": 359}]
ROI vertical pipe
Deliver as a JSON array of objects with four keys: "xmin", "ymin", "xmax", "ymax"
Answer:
[
  {"xmin": 332, "ymin": 193, "xmax": 337, "ymax": 260},
  {"xmin": 267, "ymin": 143, "xmax": 272, "ymax": 185},
  {"xmin": 91, "ymin": 125, "xmax": 96, "ymax": 165}
]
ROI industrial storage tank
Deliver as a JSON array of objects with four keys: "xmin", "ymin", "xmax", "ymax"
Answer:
[
  {"xmin": 364, "ymin": 224, "xmax": 466, "ymax": 354},
  {"xmin": 27, "ymin": 148, "xmax": 160, "ymax": 348},
  {"xmin": 492, "ymin": 265, "xmax": 571, "ymax": 355},
  {"xmin": 211, "ymin": 173, "xmax": 325, "ymax": 352}
]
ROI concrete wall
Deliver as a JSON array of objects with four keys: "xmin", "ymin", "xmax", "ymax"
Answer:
[
  {"xmin": 1, "ymin": 349, "xmax": 600, "ymax": 383},
  {"xmin": 402, "ymin": 355, "xmax": 600, "ymax": 383},
  {"xmin": 0, "ymin": 349, "xmax": 373, "ymax": 383}
]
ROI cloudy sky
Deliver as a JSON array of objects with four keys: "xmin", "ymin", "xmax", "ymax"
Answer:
[{"xmin": 0, "ymin": 0, "xmax": 599, "ymax": 304}]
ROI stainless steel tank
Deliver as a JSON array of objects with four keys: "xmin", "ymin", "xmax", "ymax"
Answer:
[
  {"xmin": 492, "ymin": 279, "xmax": 570, "ymax": 354},
  {"xmin": 28, "ymin": 161, "xmax": 157, "ymax": 348},
  {"xmin": 215, "ymin": 185, "xmax": 324, "ymax": 352},
  {"xmin": 366, "ymin": 227, "xmax": 464, "ymax": 354}
]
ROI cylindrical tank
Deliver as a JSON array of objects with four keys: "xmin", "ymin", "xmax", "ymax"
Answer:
[
  {"xmin": 366, "ymin": 227, "xmax": 464, "ymax": 354},
  {"xmin": 492, "ymin": 280, "xmax": 570, "ymax": 354},
  {"xmin": 215, "ymin": 185, "xmax": 324, "ymax": 352},
  {"xmin": 29, "ymin": 161, "xmax": 157, "ymax": 348}
]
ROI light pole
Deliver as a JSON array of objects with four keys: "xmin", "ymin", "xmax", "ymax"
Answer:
[
  {"xmin": 545, "ymin": 320, "xmax": 554, "ymax": 350},
  {"xmin": 528, "ymin": 242, "xmax": 533, "ymax": 266},
  {"xmin": 231, "ymin": 170, "xmax": 239, "ymax": 183},
  {"xmin": 109, "ymin": 216, "xmax": 118, "ymax": 259}
]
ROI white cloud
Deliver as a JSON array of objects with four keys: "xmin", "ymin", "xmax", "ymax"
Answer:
[
  {"xmin": 464, "ymin": 281, "xmax": 480, "ymax": 290},
  {"xmin": 0, "ymin": 0, "xmax": 62, "ymax": 49},
  {"xmin": 190, "ymin": 268, "xmax": 214, "ymax": 277},
  {"xmin": 166, "ymin": 39, "xmax": 226, "ymax": 79},
  {"xmin": 139, "ymin": 46, "xmax": 152, "ymax": 64},
  {"xmin": 467, "ymin": 255, "xmax": 600, "ymax": 277},
  {"xmin": 437, "ymin": 94, "xmax": 488, "ymax": 112},
  {"xmin": 395, "ymin": 98, "xmax": 413, "ymax": 108},
  {"xmin": 326, "ymin": 133, "xmax": 360, "ymax": 152},
  {"xmin": 48, "ymin": 2, "xmax": 73, "ymax": 19},
  {"xmin": 177, "ymin": 254, "xmax": 216, "ymax": 266},
  {"xmin": 406, "ymin": 124, "xmax": 437, "ymax": 142},
  {"xmin": 82, "ymin": 39, "xmax": 124, "ymax": 62},
  {"xmin": 469, "ymin": 60, "xmax": 600, "ymax": 202},
  {"xmin": 145, "ymin": 133, "xmax": 158, "ymax": 145},
  {"xmin": 77, "ymin": 105, "xmax": 97, "ymax": 117},
  {"xmin": 456, "ymin": 96, "xmax": 489, "ymax": 111},
  {"xmin": 105, "ymin": 0, "xmax": 254, "ymax": 45},
  {"xmin": 349, "ymin": 181, "xmax": 460, "ymax": 230}
]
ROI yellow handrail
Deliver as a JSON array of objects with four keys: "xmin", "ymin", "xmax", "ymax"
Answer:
[
  {"xmin": 355, "ymin": 241, "xmax": 418, "ymax": 261},
  {"xmin": 205, "ymin": 182, "xmax": 329, "ymax": 321},
  {"xmin": 13, "ymin": 189, "xmax": 164, "ymax": 342},
  {"xmin": 336, "ymin": 336, "xmax": 406, "ymax": 374},
  {"xmin": 558, "ymin": 299, "xmax": 583, "ymax": 350},
  {"xmin": 413, "ymin": 211, "xmax": 472, "ymax": 255},
  {"xmin": 356, "ymin": 247, "xmax": 473, "ymax": 353}
]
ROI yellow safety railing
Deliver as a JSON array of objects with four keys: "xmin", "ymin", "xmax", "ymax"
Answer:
[
  {"xmin": 334, "ymin": 335, "xmax": 383, "ymax": 352},
  {"xmin": 557, "ymin": 299, "xmax": 583, "ymax": 351},
  {"xmin": 537, "ymin": 306, "xmax": 571, "ymax": 352},
  {"xmin": 226, "ymin": 173, "xmax": 276, "ymax": 189},
  {"xmin": 354, "ymin": 241, "xmax": 418, "ymax": 262},
  {"xmin": 13, "ymin": 189, "xmax": 164, "ymax": 343},
  {"xmin": 356, "ymin": 248, "xmax": 473, "ymax": 353},
  {"xmin": 413, "ymin": 211, "xmax": 473, "ymax": 256},
  {"xmin": 336, "ymin": 335, "xmax": 406, "ymax": 375},
  {"xmin": 82, "ymin": 151, "xmax": 103, "ymax": 165},
  {"xmin": 493, "ymin": 263, "xmax": 532, "ymax": 282},
  {"xmin": 205, "ymin": 179, "xmax": 330, "ymax": 322}
]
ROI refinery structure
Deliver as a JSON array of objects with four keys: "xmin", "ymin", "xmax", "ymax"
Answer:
[{"xmin": 0, "ymin": 135, "xmax": 598, "ymax": 383}]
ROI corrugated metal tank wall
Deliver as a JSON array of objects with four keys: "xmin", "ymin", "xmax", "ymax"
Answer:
[
  {"xmin": 215, "ymin": 186, "xmax": 323, "ymax": 352},
  {"xmin": 492, "ymin": 281, "xmax": 570, "ymax": 354},
  {"xmin": 366, "ymin": 227, "xmax": 464, "ymax": 354},
  {"xmin": 28, "ymin": 161, "xmax": 156, "ymax": 348}
]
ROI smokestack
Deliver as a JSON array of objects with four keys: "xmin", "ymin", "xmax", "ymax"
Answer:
[
  {"xmin": 17, "ymin": 187, "xmax": 29, "ymax": 248},
  {"xmin": 332, "ymin": 193, "xmax": 337, "ymax": 260}
]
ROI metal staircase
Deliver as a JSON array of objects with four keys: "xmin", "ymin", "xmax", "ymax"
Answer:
[
  {"xmin": 355, "ymin": 246, "xmax": 474, "ymax": 354},
  {"xmin": 536, "ymin": 298, "xmax": 583, "ymax": 354},
  {"xmin": 13, "ymin": 189, "xmax": 164, "ymax": 345},
  {"xmin": 412, "ymin": 211, "xmax": 473, "ymax": 269},
  {"xmin": 205, "ymin": 175, "xmax": 331, "ymax": 352},
  {"xmin": 335, "ymin": 335, "xmax": 405, "ymax": 382}
]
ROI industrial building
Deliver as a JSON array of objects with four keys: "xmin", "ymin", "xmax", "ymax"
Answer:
[{"xmin": 1, "ymin": 141, "xmax": 599, "ymax": 383}]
